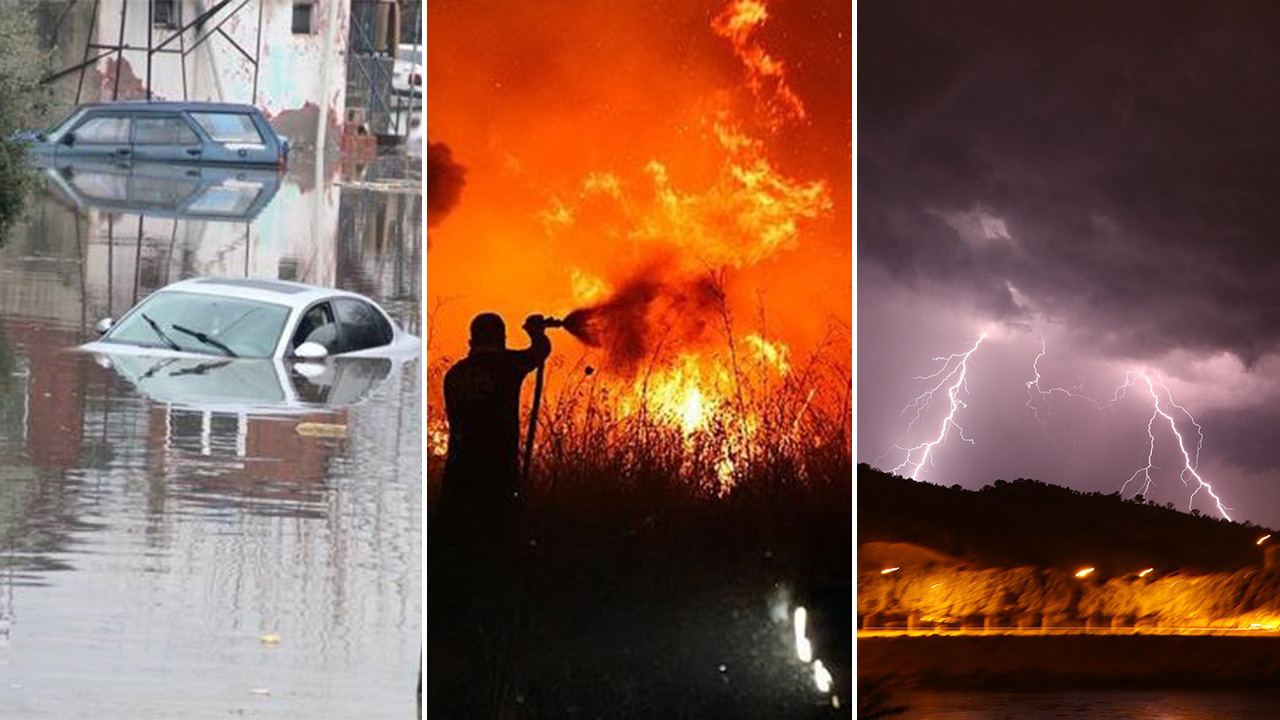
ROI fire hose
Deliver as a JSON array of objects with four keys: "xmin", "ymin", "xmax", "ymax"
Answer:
[{"xmin": 521, "ymin": 316, "xmax": 566, "ymax": 485}]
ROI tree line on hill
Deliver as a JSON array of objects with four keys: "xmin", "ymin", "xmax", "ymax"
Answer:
[{"xmin": 858, "ymin": 463, "xmax": 1273, "ymax": 573}]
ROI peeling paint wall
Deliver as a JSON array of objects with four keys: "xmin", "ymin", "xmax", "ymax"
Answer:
[{"xmin": 81, "ymin": 0, "xmax": 348, "ymax": 153}]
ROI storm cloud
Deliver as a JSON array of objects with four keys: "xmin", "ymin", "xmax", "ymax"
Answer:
[
  {"xmin": 859, "ymin": 1, "xmax": 1280, "ymax": 528},
  {"xmin": 860, "ymin": 1, "xmax": 1280, "ymax": 368}
]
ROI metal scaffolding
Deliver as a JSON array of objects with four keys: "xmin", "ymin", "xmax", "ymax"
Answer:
[{"xmin": 40, "ymin": 0, "xmax": 265, "ymax": 105}]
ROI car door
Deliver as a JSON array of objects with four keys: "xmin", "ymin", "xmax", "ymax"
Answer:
[
  {"xmin": 60, "ymin": 112, "xmax": 132, "ymax": 165},
  {"xmin": 130, "ymin": 113, "xmax": 206, "ymax": 163}
]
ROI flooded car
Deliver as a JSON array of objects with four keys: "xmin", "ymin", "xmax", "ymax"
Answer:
[
  {"xmin": 97, "ymin": 354, "xmax": 402, "ymax": 414},
  {"xmin": 17, "ymin": 101, "xmax": 289, "ymax": 167},
  {"xmin": 81, "ymin": 278, "xmax": 421, "ymax": 360}
]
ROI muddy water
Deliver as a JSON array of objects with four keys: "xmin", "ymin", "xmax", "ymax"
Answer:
[{"xmin": 0, "ymin": 154, "xmax": 420, "ymax": 718}]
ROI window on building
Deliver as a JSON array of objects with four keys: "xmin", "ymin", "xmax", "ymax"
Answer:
[
  {"xmin": 278, "ymin": 258, "xmax": 300, "ymax": 282},
  {"xmin": 292, "ymin": 2, "xmax": 314, "ymax": 34},
  {"xmin": 152, "ymin": 0, "xmax": 178, "ymax": 29}
]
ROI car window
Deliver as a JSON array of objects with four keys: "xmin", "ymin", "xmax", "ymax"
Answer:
[
  {"xmin": 74, "ymin": 115, "xmax": 130, "ymax": 143},
  {"xmin": 190, "ymin": 112, "xmax": 265, "ymax": 145},
  {"xmin": 185, "ymin": 183, "xmax": 265, "ymax": 217},
  {"xmin": 292, "ymin": 358, "xmax": 392, "ymax": 405},
  {"xmin": 332, "ymin": 298, "xmax": 393, "ymax": 353},
  {"xmin": 68, "ymin": 170, "xmax": 128, "ymax": 202},
  {"xmin": 133, "ymin": 115, "xmax": 200, "ymax": 145},
  {"xmin": 292, "ymin": 302, "xmax": 336, "ymax": 353},
  {"xmin": 47, "ymin": 109, "xmax": 84, "ymax": 137},
  {"xmin": 105, "ymin": 291, "xmax": 290, "ymax": 359},
  {"xmin": 129, "ymin": 175, "xmax": 202, "ymax": 209}
]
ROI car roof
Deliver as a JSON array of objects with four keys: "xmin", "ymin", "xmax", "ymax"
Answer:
[
  {"xmin": 157, "ymin": 277, "xmax": 370, "ymax": 310},
  {"xmin": 74, "ymin": 102, "xmax": 264, "ymax": 114}
]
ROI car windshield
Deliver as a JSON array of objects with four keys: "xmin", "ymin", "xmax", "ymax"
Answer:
[
  {"xmin": 105, "ymin": 291, "xmax": 290, "ymax": 358},
  {"xmin": 397, "ymin": 46, "xmax": 422, "ymax": 65},
  {"xmin": 46, "ymin": 108, "xmax": 83, "ymax": 137}
]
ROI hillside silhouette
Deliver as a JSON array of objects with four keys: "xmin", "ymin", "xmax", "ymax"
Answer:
[{"xmin": 858, "ymin": 464, "xmax": 1275, "ymax": 574}]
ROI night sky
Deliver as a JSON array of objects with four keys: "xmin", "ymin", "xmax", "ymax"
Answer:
[{"xmin": 858, "ymin": 1, "xmax": 1280, "ymax": 528}]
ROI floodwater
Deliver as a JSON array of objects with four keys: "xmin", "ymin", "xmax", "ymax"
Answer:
[
  {"xmin": 899, "ymin": 689, "xmax": 1280, "ymax": 719},
  {"xmin": 0, "ymin": 153, "xmax": 421, "ymax": 718}
]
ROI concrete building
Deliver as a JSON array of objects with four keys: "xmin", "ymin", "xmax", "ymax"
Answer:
[{"xmin": 40, "ymin": 0, "xmax": 354, "ymax": 153}]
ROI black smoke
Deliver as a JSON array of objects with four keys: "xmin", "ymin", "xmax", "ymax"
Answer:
[{"xmin": 427, "ymin": 142, "xmax": 467, "ymax": 228}]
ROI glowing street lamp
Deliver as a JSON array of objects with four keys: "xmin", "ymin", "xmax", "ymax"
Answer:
[
  {"xmin": 1139, "ymin": 568, "xmax": 1154, "ymax": 578},
  {"xmin": 1075, "ymin": 567, "xmax": 1095, "ymax": 578},
  {"xmin": 1258, "ymin": 534, "xmax": 1271, "ymax": 546},
  {"xmin": 880, "ymin": 567, "xmax": 900, "ymax": 575}
]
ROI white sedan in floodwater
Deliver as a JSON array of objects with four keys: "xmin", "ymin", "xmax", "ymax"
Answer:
[{"xmin": 82, "ymin": 277, "xmax": 420, "ymax": 361}]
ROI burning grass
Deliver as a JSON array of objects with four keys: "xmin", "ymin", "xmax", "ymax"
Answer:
[
  {"xmin": 427, "ymin": 292, "xmax": 851, "ymax": 512},
  {"xmin": 426, "ymin": 304, "xmax": 851, "ymax": 716}
]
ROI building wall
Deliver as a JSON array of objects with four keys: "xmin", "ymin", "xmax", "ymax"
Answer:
[{"xmin": 80, "ymin": 0, "xmax": 348, "ymax": 152}]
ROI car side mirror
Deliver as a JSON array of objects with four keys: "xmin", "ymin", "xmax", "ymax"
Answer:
[
  {"xmin": 295, "ymin": 341, "xmax": 329, "ymax": 360},
  {"xmin": 96, "ymin": 317, "xmax": 114, "ymax": 334},
  {"xmin": 293, "ymin": 362, "xmax": 327, "ymax": 380},
  {"xmin": 61, "ymin": 132, "xmax": 75, "ymax": 146}
]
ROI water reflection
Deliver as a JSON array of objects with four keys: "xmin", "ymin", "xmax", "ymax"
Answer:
[
  {"xmin": 36, "ymin": 157, "xmax": 282, "ymax": 222},
  {"xmin": 0, "ymin": 153, "xmax": 420, "ymax": 718}
]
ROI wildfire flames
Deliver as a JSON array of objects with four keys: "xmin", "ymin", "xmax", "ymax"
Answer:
[{"xmin": 427, "ymin": 0, "xmax": 850, "ymax": 492}]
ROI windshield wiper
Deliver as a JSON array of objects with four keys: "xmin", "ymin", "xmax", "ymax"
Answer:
[
  {"xmin": 172, "ymin": 324, "xmax": 239, "ymax": 357},
  {"xmin": 139, "ymin": 357, "xmax": 178, "ymax": 381},
  {"xmin": 142, "ymin": 313, "xmax": 181, "ymax": 351},
  {"xmin": 170, "ymin": 359, "xmax": 234, "ymax": 376}
]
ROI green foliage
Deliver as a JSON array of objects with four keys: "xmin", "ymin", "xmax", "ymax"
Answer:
[
  {"xmin": 0, "ymin": 4, "xmax": 48, "ymax": 242},
  {"xmin": 0, "ymin": 141, "xmax": 33, "ymax": 243},
  {"xmin": 0, "ymin": 5, "xmax": 46, "ymax": 133}
]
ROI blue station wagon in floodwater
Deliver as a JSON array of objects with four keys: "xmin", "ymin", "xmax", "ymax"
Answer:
[{"xmin": 18, "ymin": 102, "xmax": 290, "ymax": 167}]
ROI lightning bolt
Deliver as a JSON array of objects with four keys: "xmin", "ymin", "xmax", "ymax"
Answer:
[
  {"xmin": 882, "ymin": 333, "xmax": 987, "ymax": 480},
  {"xmin": 1029, "ymin": 343, "xmax": 1231, "ymax": 521},
  {"xmin": 1130, "ymin": 374, "xmax": 1231, "ymax": 520},
  {"xmin": 1025, "ymin": 339, "xmax": 1138, "ymax": 433},
  {"xmin": 886, "ymin": 338, "xmax": 1234, "ymax": 520}
]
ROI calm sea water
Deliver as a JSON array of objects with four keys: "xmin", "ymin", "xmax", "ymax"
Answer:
[
  {"xmin": 900, "ymin": 689, "xmax": 1280, "ymax": 719},
  {"xmin": 0, "ymin": 154, "xmax": 421, "ymax": 718}
]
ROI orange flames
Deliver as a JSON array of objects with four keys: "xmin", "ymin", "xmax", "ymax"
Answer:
[
  {"xmin": 711, "ymin": 0, "xmax": 808, "ymax": 130},
  {"xmin": 426, "ymin": 0, "xmax": 850, "ymax": 491}
]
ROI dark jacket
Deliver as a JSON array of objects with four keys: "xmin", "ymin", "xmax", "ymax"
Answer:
[{"xmin": 440, "ymin": 332, "xmax": 551, "ymax": 518}]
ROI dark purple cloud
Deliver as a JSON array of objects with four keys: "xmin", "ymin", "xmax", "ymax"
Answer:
[
  {"xmin": 859, "ymin": 1, "xmax": 1280, "ymax": 527},
  {"xmin": 860, "ymin": 0, "xmax": 1280, "ymax": 367}
]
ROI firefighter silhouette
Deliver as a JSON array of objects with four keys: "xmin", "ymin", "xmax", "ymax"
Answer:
[
  {"xmin": 440, "ymin": 312, "xmax": 551, "ymax": 530},
  {"xmin": 431, "ymin": 311, "xmax": 552, "ymax": 717}
]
